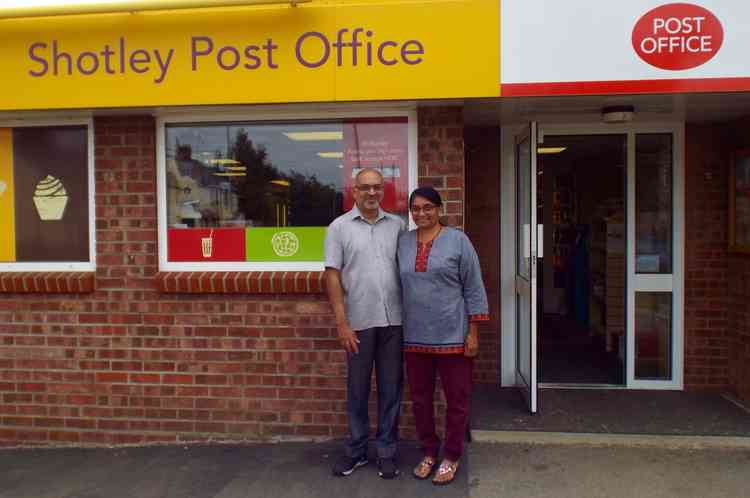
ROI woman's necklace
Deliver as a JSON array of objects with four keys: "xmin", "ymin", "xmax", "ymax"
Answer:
[{"xmin": 417, "ymin": 225, "xmax": 443, "ymax": 244}]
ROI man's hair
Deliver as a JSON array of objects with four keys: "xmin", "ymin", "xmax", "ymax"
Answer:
[{"xmin": 354, "ymin": 168, "xmax": 384, "ymax": 185}]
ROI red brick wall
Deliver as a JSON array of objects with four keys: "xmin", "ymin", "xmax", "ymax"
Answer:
[
  {"xmin": 683, "ymin": 124, "xmax": 731, "ymax": 391},
  {"xmin": 465, "ymin": 127, "xmax": 501, "ymax": 384},
  {"xmin": 727, "ymin": 258, "xmax": 750, "ymax": 403},
  {"xmin": 725, "ymin": 121, "xmax": 750, "ymax": 403},
  {"xmin": 0, "ymin": 108, "xmax": 466, "ymax": 446}
]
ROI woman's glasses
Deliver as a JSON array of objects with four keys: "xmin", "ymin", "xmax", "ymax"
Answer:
[{"xmin": 410, "ymin": 204, "xmax": 438, "ymax": 214}]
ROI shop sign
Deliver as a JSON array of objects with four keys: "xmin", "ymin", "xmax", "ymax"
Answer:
[
  {"xmin": 632, "ymin": 3, "xmax": 723, "ymax": 70},
  {"xmin": 501, "ymin": 0, "xmax": 750, "ymax": 96},
  {"xmin": 0, "ymin": 1, "xmax": 499, "ymax": 111}
]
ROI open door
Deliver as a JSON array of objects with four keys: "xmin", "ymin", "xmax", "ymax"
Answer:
[{"xmin": 515, "ymin": 122, "xmax": 539, "ymax": 413}]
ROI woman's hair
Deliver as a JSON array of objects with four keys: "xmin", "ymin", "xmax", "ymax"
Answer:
[{"xmin": 409, "ymin": 186, "xmax": 443, "ymax": 208}]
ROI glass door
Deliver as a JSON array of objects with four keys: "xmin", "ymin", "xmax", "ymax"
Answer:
[
  {"xmin": 515, "ymin": 122, "xmax": 538, "ymax": 413},
  {"xmin": 626, "ymin": 131, "xmax": 684, "ymax": 389},
  {"xmin": 502, "ymin": 123, "xmax": 683, "ymax": 393}
]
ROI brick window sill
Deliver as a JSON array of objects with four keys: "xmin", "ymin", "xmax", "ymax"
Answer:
[
  {"xmin": 155, "ymin": 271, "xmax": 325, "ymax": 294},
  {"xmin": 0, "ymin": 272, "xmax": 96, "ymax": 293}
]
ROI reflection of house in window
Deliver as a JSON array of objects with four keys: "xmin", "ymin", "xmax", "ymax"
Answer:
[{"xmin": 167, "ymin": 144, "xmax": 239, "ymax": 227}]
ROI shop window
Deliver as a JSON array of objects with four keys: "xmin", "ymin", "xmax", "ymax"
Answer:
[
  {"xmin": 635, "ymin": 133, "xmax": 673, "ymax": 274},
  {"xmin": 159, "ymin": 116, "xmax": 411, "ymax": 269},
  {"xmin": 634, "ymin": 292, "xmax": 672, "ymax": 380},
  {"xmin": 0, "ymin": 123, "xmax": 93, "ymax": 271}
]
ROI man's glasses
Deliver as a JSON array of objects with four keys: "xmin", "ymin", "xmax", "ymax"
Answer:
[
  {"xmin": 410, "ymin": 204, "xmax": 438, "ymax": 214},
  {"xmin": 355, "ymin": 184, "xmax": 384, "ymax": 193}
]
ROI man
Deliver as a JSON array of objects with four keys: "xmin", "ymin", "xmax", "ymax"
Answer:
[{"xmin": 324, "ymin": 168, "xmax": 406, "ymax": 479}]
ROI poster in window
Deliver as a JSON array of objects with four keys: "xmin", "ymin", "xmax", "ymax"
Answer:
[
  {"xmin": 12, "ymin": 126, "xmax": 89, "ymax": 262},
  {"xmin": 342, "ymin": 118, "xmax": 409, "ymax": 217},
  {"xmin": 730, "ymin": 150, "xmax": 750, "ymax": 253},
  {"xmin": 168, "ymin": 227, "xmax": 246, "ymax": 261}
]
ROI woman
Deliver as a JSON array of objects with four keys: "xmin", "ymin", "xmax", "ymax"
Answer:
[{"xmin": 398, "ymin": 186, "xmax": 489, "ymax": 485}]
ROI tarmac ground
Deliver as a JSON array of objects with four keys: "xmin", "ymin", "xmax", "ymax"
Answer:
[{"xmin": 1, "ymin": 439, "xmax": 749, "ymax": 498}]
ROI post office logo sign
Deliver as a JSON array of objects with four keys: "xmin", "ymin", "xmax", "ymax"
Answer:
[{"xmin": 632, "ymin": 3, "xmax": 724, "ymax": 70}]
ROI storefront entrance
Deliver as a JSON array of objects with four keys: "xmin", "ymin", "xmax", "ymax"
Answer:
[
  {"xmin": 503, "ymin": 122, "xmax": 685, "ymax": 413},
  {"xmin": 537, "ymin": 134, "xmax": 627, "ymax": 385}
]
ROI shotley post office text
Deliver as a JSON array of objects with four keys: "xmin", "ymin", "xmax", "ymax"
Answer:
[{"xmin": 26, "ymin": 29, "xmax": 427, "ymax": 84}]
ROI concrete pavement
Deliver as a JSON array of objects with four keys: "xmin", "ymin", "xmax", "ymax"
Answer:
[{"xmin": 1, "ymin": 440, "xmax": 748, "ymax": 498}]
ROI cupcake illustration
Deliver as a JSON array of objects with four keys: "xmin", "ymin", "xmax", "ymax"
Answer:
[{"xmin": 33, "ymin": 175, "xmax": 69, "ymax": 220}]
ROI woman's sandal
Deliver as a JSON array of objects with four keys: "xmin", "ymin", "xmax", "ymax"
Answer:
[
  {"xmin": 432, "ymin": 459, "xmax": 460, "ymax": 486},
  {"xmin": 413, "ymin": 456, "xmax": 437, "ymax": 479}
]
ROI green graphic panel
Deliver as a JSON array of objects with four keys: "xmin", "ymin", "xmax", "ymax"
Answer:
[{"xmin": 245, "ymin": 227, "xmax": 326, "ymax": 262}]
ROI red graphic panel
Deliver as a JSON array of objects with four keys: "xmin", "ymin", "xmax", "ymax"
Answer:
[
  {"xmin": 168, "ymin": 227, "xmax": 245, "ymax": 261},
  {"xmin": 342, "ymin": 118, "xmax": 409, "ymax": 215}
]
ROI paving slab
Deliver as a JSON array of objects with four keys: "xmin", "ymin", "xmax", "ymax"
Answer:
[
  {"xmin": 472, "ymin": 387, "xmax": 750, "ymax": 436},
  {"xmin": 469, "ymin": 442, "xmax": 750, "ymax": 498}
]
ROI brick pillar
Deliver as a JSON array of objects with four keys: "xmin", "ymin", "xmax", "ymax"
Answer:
[
  {"xmin": 465, "ymin": 127, "xmax": 501, "ymax": 384},
  {"xmin": 94, "ymin": 116, "xmax": 158, "ymax": 294},
  {"xmin": 725, "ymin": 120, "xmax": 750, "ymax": 403},
  {"xmin": 418, "ymin": 106, "xmax": 465, "ymax": 228},
  {"xmin": 683, "ymin": 124, "xmax": 731, "ymax": 391}
]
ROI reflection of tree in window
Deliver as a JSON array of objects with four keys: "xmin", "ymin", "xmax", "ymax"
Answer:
[
  {"xmin": 287, "ymin": 171, "xmax": 341, "ymax": 226},
  {"xmin": 231, "ymin": 129, "xmax": 339, "ymax": 227}
]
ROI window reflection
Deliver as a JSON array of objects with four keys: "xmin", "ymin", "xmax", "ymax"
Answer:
[
  {"xmin": 636, "ymin": 134, "xmax": 672, "ymax": 274},
  {"xmin": 164, "ymin": 119, "xmax": 409, "ymax": 262}
]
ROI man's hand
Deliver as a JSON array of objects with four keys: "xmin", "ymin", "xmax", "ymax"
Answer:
[
  {"xmin": 324, "ymin": 268, "xmax": 359, "ymax": 354},
  {"xmin": 338, "ymin": 323, "xmax": 360, "ymax": 355},
  {"xmin": 464, "ymin": 323, "xmax": 479, "ymax": 358}
]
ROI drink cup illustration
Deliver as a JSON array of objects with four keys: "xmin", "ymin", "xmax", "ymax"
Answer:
[
  {"xmin": 201, "ymin": 230, "xmax": 214, "ymax": 258},
  {"xmin": 33, "ymin": 175, "xmax": 69, "ymax": 220}
]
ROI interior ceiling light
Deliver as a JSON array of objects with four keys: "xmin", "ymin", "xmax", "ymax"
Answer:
[
  {"xmin": 224, "ymin": 166, "xmax": 247, "ymax": 171},
  {"xmin": 602, "ymin": 105, "xmax": 635, "ymax": 124},
  {"xmin": 317, "ymin": 152, "xmax": 343, "ymax": 159},
  {"xmin": 0, "ymin": 0, "xmax": 311, "ymax": 19},
  {"xmin": 214, "ymin": 172, "xmax": 246, "ymax": 177},
  {"xmin": 283, "ymin": 131, "xmax": 343, "ymax": 141},
  {"xmin": 209, "ymin": 159, "xmax": 242, "ymax": 165},
  {"xmin": 270, "ymin": 179, "xmax": 290, "ymax": 187},
  {"xmin": 537, "ymin": 147, "xmax": 567, "ymax": 154}
]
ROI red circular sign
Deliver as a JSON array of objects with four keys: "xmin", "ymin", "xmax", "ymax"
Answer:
[{"xmin": 632, "ymin": 3, "xmax": 723, "ymax": 70}]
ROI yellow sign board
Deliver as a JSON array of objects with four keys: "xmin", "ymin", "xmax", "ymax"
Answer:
[{"xmin": 0, "ymin": 0, "xmax": 500, "ymax": 110}]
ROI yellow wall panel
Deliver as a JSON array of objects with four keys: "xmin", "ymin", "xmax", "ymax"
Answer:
[
  {"xmin": 0, "ymin": 0, "xmax": 500, "ymax": 110},
  {"xmin": 0, "ymin": 128, "xmax": 15, "ymax": 262}
]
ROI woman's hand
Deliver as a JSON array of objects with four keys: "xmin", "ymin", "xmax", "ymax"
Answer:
[{"xmin": 464, "ymin": 323, "xmax": 479, "ymax": 357}]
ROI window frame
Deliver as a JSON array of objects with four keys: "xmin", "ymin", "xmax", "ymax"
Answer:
[
  {"xmin": 0, "ymin": 117, "xmax": 96, "ymax": 272},
  {"xmin": 156, "ymin": 106, "xmax": 418, "ymax": 272}
]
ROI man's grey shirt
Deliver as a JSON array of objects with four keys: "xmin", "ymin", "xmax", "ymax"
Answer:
[{"xmin": 324, "ymin": 205, "xmax": 406, "ymax": 331}]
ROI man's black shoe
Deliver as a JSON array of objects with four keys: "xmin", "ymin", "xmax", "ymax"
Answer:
[
  {"xmin": 332, "ymin": 455, "xmax": 368, "ymax": 476},
  {"xmin": 377, "ymin": 457, "xmax": 400, "ymax": 479}
]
